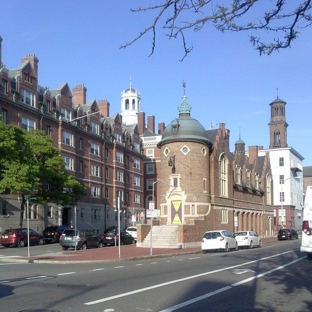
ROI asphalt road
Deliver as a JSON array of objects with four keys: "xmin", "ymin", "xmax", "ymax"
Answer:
[{"xmin": 0, "ymin": 239, "xmax": 310, "ymax": 312}]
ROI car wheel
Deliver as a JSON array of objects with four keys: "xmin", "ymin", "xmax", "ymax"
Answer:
[
  {"xmin": 38, "ymin": 238, "xmax": 44, "ymax": 245},
  {"xmin": 307, "ymin": 253, "xmax": 312, "ymax": 260},
  {"xmin": 249, "ymin": 241, "xmax": 253, "ymax": 249},
  {"xmin": 234, "ymin": 243, "xmax": 238, "ymax": 251},
  {"xmin": 62, "ymin": 246, "xmax": 68, "ymax": 251},
  {"xmin": 18, "ymin": 240, "xmax": 25, "ymax": 248},
  {"xmin": 224, "ymin": 243, "xmax": 230, "ymax": 252},
  {"xmin": 98, "ymin": 241, "xmax": 103, "ymax": 248},
  {"xmin": 133, "ymin": 239, "xmax": 137, "ymax": 244},
  {"xmin": 81, "ymin": 243, "xmax": 87, "ymax": 250}
]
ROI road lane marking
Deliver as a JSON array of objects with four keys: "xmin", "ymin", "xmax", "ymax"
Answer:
[
  {"xmin": 25, "ymin": 276, "xmax": 48, "ymax": 280},
  {"xmin": 58, "ymin": 272, "xmax": 76, "ymax": 276},
  {"xmin": 91, "ymin": 268, "xmax": 105, "ymax": 271},
  {"xmin": 84, "ymin": 250, "xmax": 301, "ymax": 306},
  {"xmin": 114, "ymin": 266, "xmax": 125, "ymax": 269},
  {"xmin": 160, "ymin": 257, "xmax": 305, "ymax": 312}
]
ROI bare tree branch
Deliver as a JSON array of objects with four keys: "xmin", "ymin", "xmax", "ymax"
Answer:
[{"xmin": 120, "ymin": 0, "xmax": 312, "ymax": 59}]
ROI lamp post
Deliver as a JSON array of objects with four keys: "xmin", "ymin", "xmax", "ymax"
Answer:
[
  {"xmin": 280, "ymin": 177, "xmax": 292, "ymax": 228},
  {"xmin": 150, "ymin": 180, "xmax": 158, "ymax": 256},
  {"xmin": 26, "ymin": 195, "xmax": 30, "ymax": 258},
  {"xmin": 117, "ymin": 195, "xmax": 121, "ymax": 259}
]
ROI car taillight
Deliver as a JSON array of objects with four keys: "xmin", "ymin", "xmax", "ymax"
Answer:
[
  {"xmin": 12, "ymin": 233, "xmax": 16, "ymax": 238},
  {"xmin": 243, "ymin": 236, "xmax": 248, "ymax": 240},
  {"xmin": 77, "ymin": 237, "xmax": 81, "ymax": 242},
  {"xmin": 302, "ymin": 221, "xmax": 312, "ymax": 235},
  {"xmin": 60, "ymin": 236, "xmax": 62, "ymax": 241}
]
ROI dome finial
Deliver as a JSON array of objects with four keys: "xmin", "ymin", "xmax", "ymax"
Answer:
[{"xmin": 182, "ymin": 80, "xmax": 186, "ymax": 96}]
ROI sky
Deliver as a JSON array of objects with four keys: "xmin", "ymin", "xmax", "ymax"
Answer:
[{"xmin": 1, "ymin": 1, "xmax": 311, "ymax": 165}]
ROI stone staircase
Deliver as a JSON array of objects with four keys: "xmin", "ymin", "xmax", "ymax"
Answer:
[{"xmin": 140, "ymin": 225, "xmax": 180, "ymax": 248}]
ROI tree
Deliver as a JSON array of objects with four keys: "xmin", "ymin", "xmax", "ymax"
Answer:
[
  {"xmin": 120, "ymin": 0, "xmax": 312, "ymax": 60},
  {"xmin": 0, "ymin": 122, "xmax": 86, "ymax": 227}
]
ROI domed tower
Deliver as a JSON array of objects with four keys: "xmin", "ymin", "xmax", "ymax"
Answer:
[
  {"xmin": 157, "ymin": 93, "xmax": 213, "ymax": 225},
  {"xmin": 120, "ymin": 78, "xmax": 141, "ymax": 126}
]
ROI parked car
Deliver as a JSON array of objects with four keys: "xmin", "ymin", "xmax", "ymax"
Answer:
[
  {"xmin": 201, "ymin": 230, "xmax": 238, "ymax": 253},
  {"xmin": 0, "ymin": 228, "xmax": 44, "ymax": 248},
  {"xmin": 126, "ymin": 226, "xmax": 137, "ymax": 241},
  {"xmin": 234, "ymin": 231, "xmax": 262, "ymax": 248},
  {"xmin": 278, "ymin": 228, "xmax": 298, "ymax": 240},
  {"xmin": 104, "ymin": 226, "xmax": 125, "ymax": 234},
  {"xmin": 43, "ymin": 225, "xmax": 70, "ymax": 243},
  {"xmin": 59, "ymin": 229, "xmax": 103, "ymax": 250},
  {"xmin": 100, "ymin": 231, "xmax": 136, "ymax": 246}
]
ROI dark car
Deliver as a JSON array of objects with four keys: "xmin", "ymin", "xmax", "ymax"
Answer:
[
  {"xmin": 59, "ymin": 228, "xmax": 103, "ymax": 250},
  {"xmin": 0, "ymin": 228, "xmax": 44, "ymax": 248},
  {"xmin": 104, "ymin": 226, "xmax": 125, "ymax": 234},
  {"xmin": 43, "ymin": 225, "xmax": 70, "ymax": 243},
  {"xmin": 278, "ymin": 228, "xmax": 298, "ymax": 240},
  {"xmin": 100, "ymin": 231, "xmax": 136, "ymax": 246}
]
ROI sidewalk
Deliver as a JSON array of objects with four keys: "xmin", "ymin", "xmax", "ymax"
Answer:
[{"xmin": 0, "ymin": 236, "xmax": 278, "ymax": 264}]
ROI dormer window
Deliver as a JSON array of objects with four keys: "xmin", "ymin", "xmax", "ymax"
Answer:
[{"xmin": 171, "ymin": 124, "xmax": 179, "ymax": 134}]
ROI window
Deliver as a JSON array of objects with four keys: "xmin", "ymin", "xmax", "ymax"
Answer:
[
  {"xmin": 114, "ymin": 133, "xmax": 122, "ymax": 143},
  {"xmin": 91, "ymin": 186, "xmax": 100, "ymax": 198},
  {"xmin": 25, "ymin": 205, "xmax": 38, "ymax": 220},
  {"xmin": 280, "ymin": 192, "xmax": 285, "ymax": 202},
  {"xmin": 62, "ymin": 131, "xmax": 74, "ymax": 146},
  {"xmin": 105, "ymin": 148, "xmax": 109, "ymax": 159},
  {"xmin": 46, "ymin": 125, "xmax": 51, "ymax": 136},
  {"xmin": 146, "ymin": 163, "xmax": 154, "ymax": 174},
  {"xmin": 91, "ymin": 164, "xmax": 100, "ymax": 177},
  {"xmin": 219, "ymin": 154, "xmax": 228, "ymax": 196},
  {"xmin": 132, "ymin": 99, "xmax": 135, "ymax": 110},
  {"xmin": 1, "ymin": 79, "xmax": 7, "ymax": 94},
  {"xmin": 116, "ymin": 190, "xmax": 123, "ymax": 201},
  {"xmin": 21, "ymin": 117, "xmax": 35, "ymax": 130},
  {"xmin": 221, "ymin": 209, "xmax": 228, "ymax": 224},
  {"xmin": 147, "ymin": 179, "xmax": 154, "ymax": 190},
  {"xmin": 203, "ymin": 178, "xmax": 207, "ymax": 192},
  {"xmin": 105, "ymin": 168, "xmax": 109, "ymax": 179},
  {"xmin": 279, "ymin": 157, "xmax": 284, "ymax": 167},
  {"xmin": 134, "ymin": 176, "xmax": 140, "ymax": 186},
  {"xmin": 63, "ymin": 156, "xmax": 74, "ymax": 170},
  {"xmin": 255, "ymin": 173, "xmax": 259, "ymax": 189},
  {"xmin": 125, "ymin": 99, "xmax": 129, "ymax": 110},
  {"xmin": 79, "ymin": 138, "xmax": 83, "ymax": 149},
  {"xmin": 21, "ymin": 89, "xmax": 36, "ymax": 107},
  {"xmin": 146, "ymin": 149, "xmax": 154, "ymax": 158},
  {"xmin": 47, "ymin": 206, "xmax": 52, "ymax": 218},
  {"xmin": 133, "ymin": 142, "xmax": 140, "ymax": 152},
  {"xmin": 236, "ymin": 166, "xmax": 241, "ymax": 185},
  {"xmin": 279, "ymin": 175, "xmax": 284, "ymax": 184},
  {"xmin": 134, "ymin": 159, "xmax": 140, "ymax": 169},
  {"xmin": 92, "ymin": 209, "xmax": 100, "ymax": 220},
  {"xmin": 80, "ymin": 208, "xmax": 84, "ymax": 218},
  {"xmin": 60, "ymin": 107, "xmax": 71, "ymax": 121},
  {"xmin": 116, "ymin": 151, "xmax": 123, "ymax": 163},
  {"xmin": 105, "ymin": 188, "xmax": 109, "ymax": 199},
  {"xmin": 1, "ymin": 109, "xmax": 7, "ymax": 124},
  {"xmin": 90, "ymin": 121, "xmax": 99, "ymax": 135},
  {"xmin": 116, "ymin": 171, "xmax": 124, "ymax": 182},
  {"xmin": 90, "ymin": 143, "xmax": 99, "ymax": 156},
  {"xmin": 134, "ymin": 194, "xmax": 140, "ymax": 204},
  {"xmin": 79, "ymin": 161, "xmax": 84, "ymax": 172}
]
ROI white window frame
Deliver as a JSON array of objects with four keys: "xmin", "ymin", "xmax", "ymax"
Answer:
[
  {"xmin": 133, "ymin": 142, "xmax": 140, "ymax": 152},
  {"xmin": 91, "ymin": 164, "xmax": 100, "ymax": 177},
  {"xmin": 146, "ymin": 163, "xmax": 155, "ymax": 175},
  {"xmin": 60, "ymin": 107, "xmax": 71, "ymax": 121},
  {"xmin": 134, "ymin": 158, "xmax": 140, "ymax": 169},
  {"xmin": 146, "ymin": 149, "xmax": 154, "ymax": 158},
  {"xmin": 63, "ymin": 156, "xmax": 74, "ymax": 170},
  {"xmin": 116, "ymin": 151, "xmax": 123, "ymax": 163},
  {"xmin": 221, "ymin": 209, "xmax": 228, "ymax": 224},
  {"xmin": 134, "ymin": 176, "xmax": 140, "ymax": 186},
  {"xmin": 62, "ymin": 131, "xmax": 74, "ymax": 146},
  {"xmin": 91, "ymin": 186, "xmax": 100, "ymax": 198},
  {"xmin": 21, "ymin": 117, "xmax": 35, "ymax": 130},
  {"xmin": 134, "ymin": 194, "xmax": 140, "ymax": 204},
  {"xmin": 116, "ymin": 171, "xmax": 124, "ymax": 182},
  {"xmin": 147, "ymin": 179, "xmax": 154, "ymax": 190},
  {"xmin": 90, "ymin": 143, "xmax": 99, "ymax": 156},
  {"xmin": 90, "ymin": 121, "xmax": 99, "ymax": 135},
  {"xmin": 21, "ymin": 89, "xmax": 36, "ymax": 107}
]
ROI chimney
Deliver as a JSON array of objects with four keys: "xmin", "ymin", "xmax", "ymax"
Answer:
[
  {"xmin": 137, "ymin": 112, "xmax": 145, "ymax": 135},
  {"xmin": 21, "ymin": 53, "xmax": 39, "ymax": 79},
  {"xmin": 147, "ymin": 115, "xmax": 155, "ymax": 134},
  {"xmin": 98, "ymin": 100, "xmax": 110, "ymax": 117},
  {"xmin": 73, "ymin": 84, "xmax": 87, "ymax": 105},
  {"xmin": 248, "ymin": 146, "xmax": 259, "ymax": 165},
  {"xmin": 158, "ymin": 122, "xmax": 165, "ymax": 134}
]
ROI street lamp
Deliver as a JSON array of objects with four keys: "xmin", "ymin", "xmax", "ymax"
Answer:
[{"xmin": 150, "ymin": 180, "xmax": 158, "ymax": 256}]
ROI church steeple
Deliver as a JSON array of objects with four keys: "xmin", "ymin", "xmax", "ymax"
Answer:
[{"xmin": 268, "ymin": 97, "xmax": 288, "ymax": 148}]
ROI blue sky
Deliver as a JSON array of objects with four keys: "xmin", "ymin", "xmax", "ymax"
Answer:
[{"xmin": 1, "ymin": 1, "xmax": 311, "ymax": 166}]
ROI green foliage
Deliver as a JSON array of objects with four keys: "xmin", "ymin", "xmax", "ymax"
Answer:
[{"xmin": 0, "ymin": 121, "xmax": 86, "ymax": 207}]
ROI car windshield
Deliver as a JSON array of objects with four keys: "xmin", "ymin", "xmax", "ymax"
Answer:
[
  {"xmin": 3, "ymin": 229, "xmax": 14, "ymax": 235},
  {"xmin": 127, "ymin": 228, "xmax": 136, "ymax": 232},
  {"xmin": 234, "ymin": 232, "xmax": 247, "ymax": 236},
  {"xmin": 63, "ymin": 230, "xmax": 77, "ymax": 236}
]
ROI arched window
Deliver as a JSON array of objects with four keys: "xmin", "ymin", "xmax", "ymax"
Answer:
[
  {"xmin": 274, "ymin": 131, "xmax": 280, "ymax": 146},
  {"xmin": 219, "ymin": 153, "xmax": 228, "ymax": 196},
  {"xmin": 246, "ymin": 169, "xmax": 251, "ymax": 187},
  {"xmin": 125, "ymin": 99, "xmax": 129, "ymax": 110},
  {"xmin": 236, "ymin": 166, "xmax": 241, "ymax": 185},
  {"xmin": 132, "ymin": 99, "xmax": 135, "ymax": 110}
]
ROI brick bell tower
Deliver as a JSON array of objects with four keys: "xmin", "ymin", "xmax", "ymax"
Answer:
[{"xmin": 268, "ymin": 97, "xmax": 288, "ymax": 149}]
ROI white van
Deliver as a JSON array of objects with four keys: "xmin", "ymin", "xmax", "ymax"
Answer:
[{"xmin": 300, "ymin": 185, "xmax": 312, "ymax": 259}]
